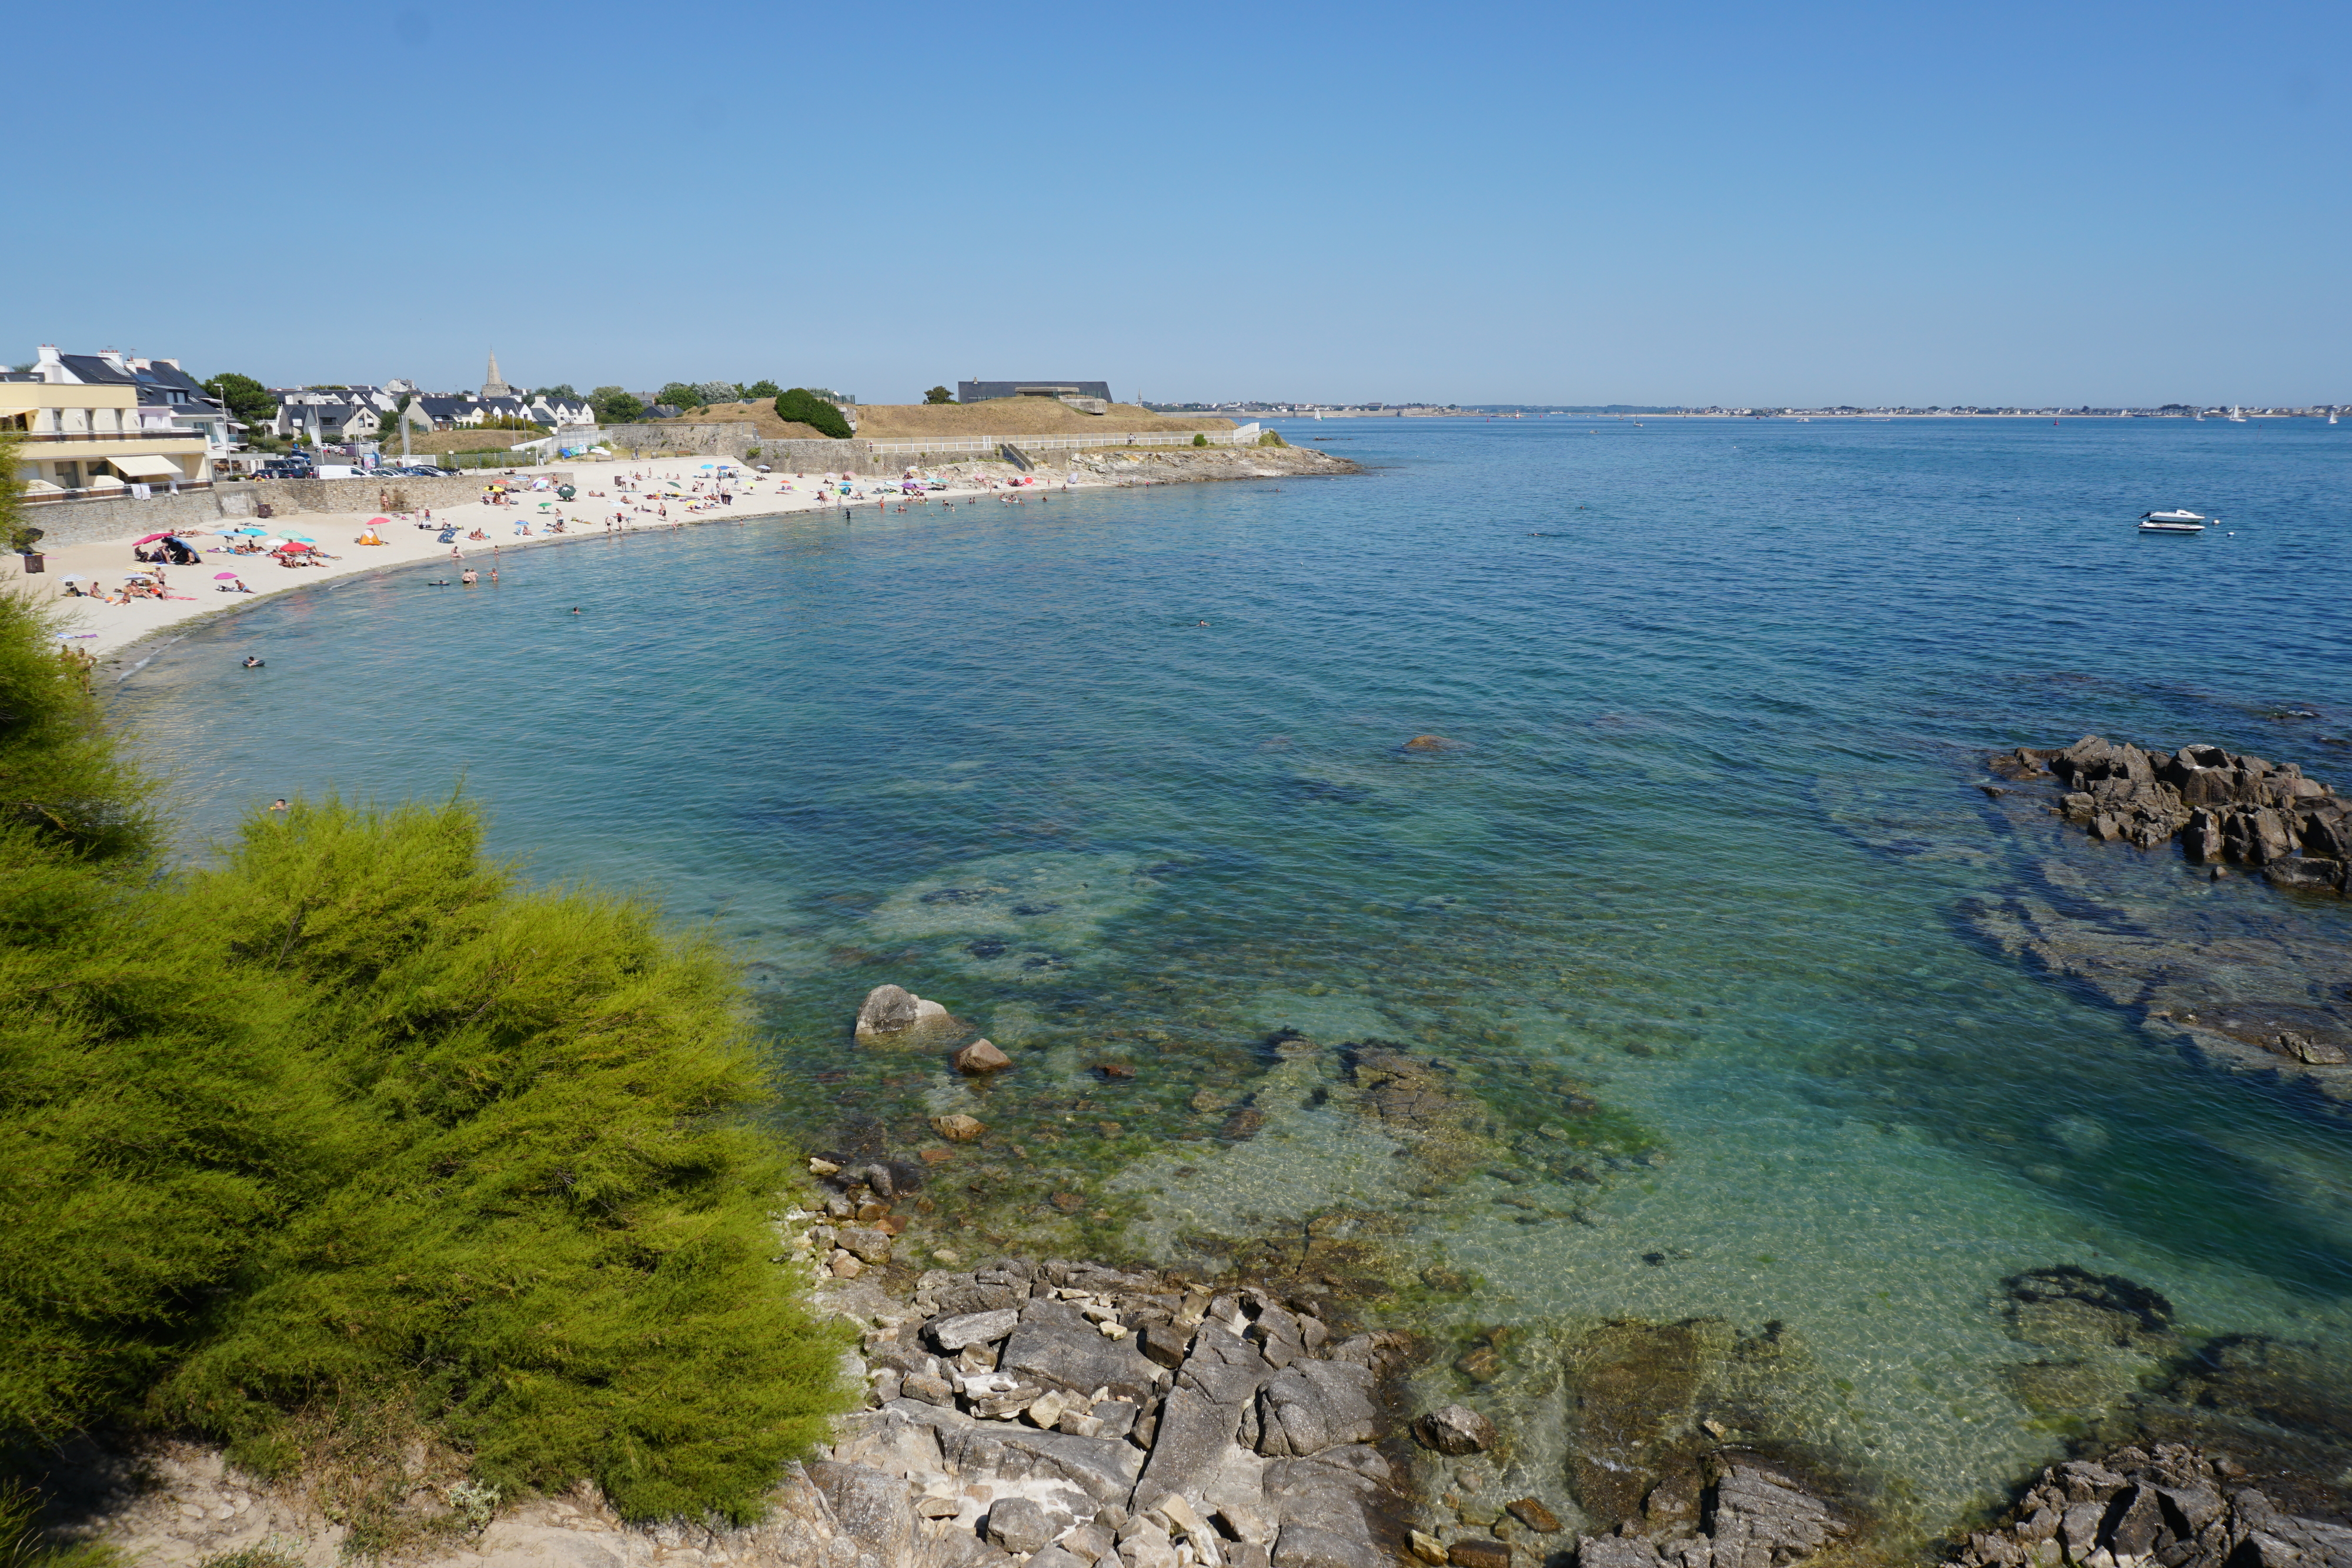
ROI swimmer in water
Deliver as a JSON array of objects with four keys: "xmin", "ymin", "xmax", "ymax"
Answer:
[{"xmin": 242, "ymin": 656, "xmax": 264, "ymax": 667}]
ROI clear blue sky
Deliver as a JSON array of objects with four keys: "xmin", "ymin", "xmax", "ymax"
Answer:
[{"xmin": 15, "ymin": 1, "xmax": 2346, "ymax": 406}]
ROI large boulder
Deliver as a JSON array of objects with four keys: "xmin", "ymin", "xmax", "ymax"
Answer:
[
  {"xmin": 856, "ymin": 983, "xmax": 954, "ymax": 1039},
  {"xmin": 806, "ymin": 1460, "xmax": 916, "ymax": 1563},
  {"xmin": 997, "ymin": 1299, "xmax": 1161, "ymax": 1403},
  {"xmin": 984, "ymin": 1496, "xmax": 1053, "ymax": 1555},
  {"xmin": 1255, "ymin": 1359, "xmax": 1377, "ymax": 1457}
]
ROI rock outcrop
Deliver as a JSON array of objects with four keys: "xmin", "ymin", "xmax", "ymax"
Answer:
[
  {"xmin": 1993, "ymin": 737, "xmax": 2347, "ymax": 894},
  {"xmin": 1578, "ymin": 1455, "xmax": 1847, "ymax": 1568},
  {"xmin": 826, "ymin": 1256, "xmax": 1416, "ymax": 1568},
  {"xmin": 1943, "ymin": 1446, "xmax": 2352, "ymax": 1568}
]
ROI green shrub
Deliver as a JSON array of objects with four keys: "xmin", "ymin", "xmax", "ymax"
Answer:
[
  {"xmin": 923, "ymin": 387, "xmax": 954, "ymax": 406},
  {"xmin": 773, "ymin": 390, "xmax": 852, "ymax": 440},
  {"xmin": 1192, "ymin": 433, "xmax": 1208, "ymax": 447},
  {"xmin": 0, "ymin": 591, "xmax": 851, "ymax": 1521},
  {"xmin": 1258, "ymin": 429, "xmax": 1287, "ymax": 447}
]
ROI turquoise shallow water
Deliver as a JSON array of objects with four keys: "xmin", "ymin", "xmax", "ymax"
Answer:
[{"xmin": 113, "ymin": 418, "xmax": 2352, "ymax": 1537}]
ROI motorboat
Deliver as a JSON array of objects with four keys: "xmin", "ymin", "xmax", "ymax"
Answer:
[{"xmin": 2139, "ymin": 509, "xmax": 2209, "ymax": 533}]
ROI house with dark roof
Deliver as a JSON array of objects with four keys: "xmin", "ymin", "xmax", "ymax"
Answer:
[{"xmin": 2, "ymin": 345, "xmax": 215, "ymax": 496}]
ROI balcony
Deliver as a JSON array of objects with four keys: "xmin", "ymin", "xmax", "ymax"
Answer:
[
  {"xmin": 17, "ymin": 428, "xmax": 209, "ymax": 444},
  {"xmin": 21, "ymin": 480, "xmax": 212, "ymax": 505}
]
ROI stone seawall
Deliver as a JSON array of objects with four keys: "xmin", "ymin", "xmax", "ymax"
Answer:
[
  {"xmin": 15, "ymin": 474, "xmax": 576, "ymax": 554},
  {"xmin": 243, "ymin": 473, "xmax": 572, "ymax": 519}
]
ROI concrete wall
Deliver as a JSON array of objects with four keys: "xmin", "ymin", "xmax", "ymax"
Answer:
[{"xmin": 13, "ymin": 473, "xmax": 571, "ymax": 554}]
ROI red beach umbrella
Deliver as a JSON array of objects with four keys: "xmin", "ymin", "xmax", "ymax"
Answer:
[
  {"xmin": 133, "ymin": 533, "xmax": 171, "ymax": 545},
  {"xmin": 213, "ymin": 571, "xmax": 240, "ymax": 580}
]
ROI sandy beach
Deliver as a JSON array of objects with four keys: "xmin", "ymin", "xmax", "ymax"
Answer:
[{"xmin": 1, "ymin": 457, "xmax": 1079, "ymax": 661}]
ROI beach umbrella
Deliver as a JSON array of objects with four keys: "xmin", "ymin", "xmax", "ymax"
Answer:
[
  {"xmin": 367, "ymin": 517, "xmax": 391, "ymax": 527},
  {"xmin": 133, "ymin": 532, "xmax": 171, "ymax": 544},
  {"xmin": 58, "ymin": 574, "xmax": 83, "ymax": 583},
  {"xmin": 286, "ymin": 534, "xmax": 318, "ymax": 543},
  {"xmin": 213, "ymin": 572, "xmax": 240, "ymax": 580}
]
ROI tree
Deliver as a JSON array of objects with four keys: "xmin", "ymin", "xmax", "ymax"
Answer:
[
  {"xmin": 773, "ymin": 389, "xmax": 852, "ymax": 440},
  {"xmin": 656, "ymin": 383, "xmax": 706, "ymax": 415},
  {"xmin": 694, "ymin": 380, "xmax": 739, "ymax": 407},
  {"xmin": 202, "ymin": 372, "xmax": 276, "ymax": 429},
  {"xmin": 924, "ymin": 386, "xmax": 955, "ymax": 405},
  {"xmin": 0, "ymin": 590, "xmax": 851, "ymax": 1520},
  {"xmin": 530, "ymin": 385, "xmax": 580, "ymax": 401},
  {"xmin": 742, "ymin": 380, "xmax": 781, "ymax": 401},
  {"xmin": 591, "ymin": 387, "xmax": 646, "ymax": 425},
  {"xmin": 0, "ymin": 431, "xmax": 37, "ymax": 556}
]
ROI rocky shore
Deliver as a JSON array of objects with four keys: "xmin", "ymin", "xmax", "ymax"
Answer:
[
  {"xmin": 1989, "ymin": 737, "xmax": 2348, "ymax": 895},
  {"xmin": 1061, "ymin": 447, "xmax": 1362, "ymax": 486},
  {"xmin": 1967, "ymin": 736, "xmax": 2352, "ymax": 1094},
  {"xmin": 1943, "ymin": 1446, "xmax": 2352, "ymax": 1568}
]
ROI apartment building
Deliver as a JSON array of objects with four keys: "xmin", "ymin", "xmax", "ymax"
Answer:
[{"xmin": 1, "ymin": 346, "xmax": 215, "ymax": 498}]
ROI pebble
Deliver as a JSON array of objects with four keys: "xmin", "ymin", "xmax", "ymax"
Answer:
[{"xmin": 933, "ymin": 1114, "xmax": 985, "ymax": 1142}]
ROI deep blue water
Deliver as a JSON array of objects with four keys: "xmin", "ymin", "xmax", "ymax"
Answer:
[{"xmin": 113, "ymin": 417, "xmax": 2352, "ymax": 1531}]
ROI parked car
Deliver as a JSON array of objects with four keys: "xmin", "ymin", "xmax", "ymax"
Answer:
[
  {"xmin": 400, "ymin": 464, "xmax": 456, "ymax": 477},
  {"xmin": 256, "ymin": 461, "xmax": 314, "ymax": 480}
]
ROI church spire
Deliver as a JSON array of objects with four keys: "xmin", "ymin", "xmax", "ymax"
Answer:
[{"xmin": 481, "ymin": 349, "xmax": 514, "ymax": 400}]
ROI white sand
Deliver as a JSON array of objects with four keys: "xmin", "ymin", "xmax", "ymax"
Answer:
[{"xmin": 4, "ymin": 457, "xmax": 1078, "ymax": 660}]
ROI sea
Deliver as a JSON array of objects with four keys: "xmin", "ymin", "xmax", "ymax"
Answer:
[{"xmin": 111, "ymin": 416, "xmax": 2352, "ymax": 1545}]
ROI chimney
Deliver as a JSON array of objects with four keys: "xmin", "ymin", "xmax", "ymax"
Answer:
[{"xmin": 35, "ymin": 344, "xmax": 65, "ymax": 384}]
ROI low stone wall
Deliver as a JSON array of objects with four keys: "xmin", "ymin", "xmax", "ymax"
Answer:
[
  {"xmin": 12, "ymin": 473, "xmax": 573, "ymax": 555},
  {"xmin": 18, "ymin": 489, "xmax": 240, "ymax": 551},
  {"xmin": 246, "ymin": 473, "xmax": 572, "ymax": 517}
]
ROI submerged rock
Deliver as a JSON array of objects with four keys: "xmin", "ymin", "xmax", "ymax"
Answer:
[
  {"xmin": 2002, "ymin": 1265, "xmax": 2176, "ymax": 1354},
  {"xmin": 951, "ymin": 1038, "xmax": 1013, "ymax": 1074},
  {"xmin": 1412, "ymin": 1403, "xmax": 1496, "ymax": 1455}
]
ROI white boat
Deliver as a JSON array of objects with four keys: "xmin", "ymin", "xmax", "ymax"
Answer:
[
  {"xmin": 2139, "ymin": 509, "xmax": 2208, "ymax": 533},
  {"xmin": 2228, "ymin": 406, "xmax": 2247, "ymax": 423}
]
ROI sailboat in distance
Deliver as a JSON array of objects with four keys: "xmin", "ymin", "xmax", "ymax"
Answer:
[{"xmin": 2228, "ymin": 406, "xmax": 2249, "ymax": 422}]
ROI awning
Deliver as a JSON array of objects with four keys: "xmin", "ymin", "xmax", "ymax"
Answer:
[{"xmin": 113, "ymin": 453, "xmax": 183, "ymax": 479}]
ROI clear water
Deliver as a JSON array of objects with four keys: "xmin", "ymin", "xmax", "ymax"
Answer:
[{"xmin": 113, "ymin": 418, "xmax": 2352, "ymax": 1539}]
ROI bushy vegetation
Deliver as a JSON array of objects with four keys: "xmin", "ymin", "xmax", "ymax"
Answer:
[
  {"xmin": 924, "ymin": 387, "xmax": 955, "ymax": 406},
  {"xmin": 1192, "ymin": 432, "xmax": 1209, "ymax": 447},
  {"xmin": 199, "ymin": 373, "xmax": 276, "ymax": 431},
  {"xmin": 0, "ymin": 593, "xmax": 849, "ymax": 1523},
  {"xmin": 1, "ymin": 432, "xmax": 38, "ymax": 556},
  {"xmin": 1258, "ymin": 429, "xmax": 1287, "ymax": 447},
  {"xmin": 590, "ymin": 387, "xmax": 646, "ymax": 425},
  {"xmin": 773, "ymin": 389, "xmax": 852, "ymax": 440}
]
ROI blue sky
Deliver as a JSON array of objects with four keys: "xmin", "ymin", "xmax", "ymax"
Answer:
[{"xmin": 12, "ymin": 1, "xmax": 2346, "ymax": 406}]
